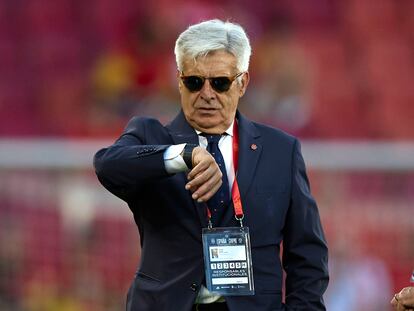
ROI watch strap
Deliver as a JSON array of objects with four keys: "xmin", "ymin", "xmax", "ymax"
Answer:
[{"xmin": 182, "ymin": 144, "xmax": 197, "ymax": 169}]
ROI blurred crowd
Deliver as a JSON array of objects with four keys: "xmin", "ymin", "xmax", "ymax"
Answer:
[
  {"xmin": 0, "ymin": 0, "xmax": 414, "ymax": 138},
  {"xmin": 1, "ymin": 1, "xmax": 414, "ymax": 310},
  {"xmin": 0, "ymin": 171, "xmax": 140, "ymax": 311}
]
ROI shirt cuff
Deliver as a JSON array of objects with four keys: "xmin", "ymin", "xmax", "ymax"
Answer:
[{"xmin": 164, "ymin": 144, "xmax": 188, "ymax": 173}]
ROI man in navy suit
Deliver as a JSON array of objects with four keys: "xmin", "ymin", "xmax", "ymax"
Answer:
[{"xmin": 94, "ymin": 19, "xmax": 328, "ymax": 311}]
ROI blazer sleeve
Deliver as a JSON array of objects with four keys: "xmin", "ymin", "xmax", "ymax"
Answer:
[
  {"xmin": 93, "ymin": 117, "xmax": 172, "ymax": 201},
  {"xmin": 282, "ymin": 139, "xmax": 329, "ymax": 310}
]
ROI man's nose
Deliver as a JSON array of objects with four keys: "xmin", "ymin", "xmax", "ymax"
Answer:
[{"xmin": 200, "ymin": 79, "xmax": 216, "ymax": 101}]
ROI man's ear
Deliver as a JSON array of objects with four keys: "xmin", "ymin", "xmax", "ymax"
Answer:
[
  {"xmin": 239, "ymin": 72, "xmax": 250, "ymax": 97},
  {"xmin": 177, "ymin": 70, "xmax": 183, "ymax": 93}
]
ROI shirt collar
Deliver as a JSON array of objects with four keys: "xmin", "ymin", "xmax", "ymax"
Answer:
[{"xmin": 195, "ymin": 120, "xmax": 234, "ymax": 137}]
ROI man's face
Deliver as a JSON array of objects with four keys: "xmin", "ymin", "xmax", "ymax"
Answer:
[{"xmin": 178, "ymin": 50, "xmax": 249, "ymax": 134}]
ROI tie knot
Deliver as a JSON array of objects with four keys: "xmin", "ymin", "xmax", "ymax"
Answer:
[{"xmin": 202, "ymin": 133, "xmax": 222, "ymax": 144}]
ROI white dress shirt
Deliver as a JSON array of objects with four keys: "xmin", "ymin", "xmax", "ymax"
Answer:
[{"xmin": 163, "ymin": 121, "xmax": 235, "ymax": 192}]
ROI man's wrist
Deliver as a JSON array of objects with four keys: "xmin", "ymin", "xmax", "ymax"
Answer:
[{"xmin": 182, "ymin": 144, "xmax": 197, "ymax": 169}]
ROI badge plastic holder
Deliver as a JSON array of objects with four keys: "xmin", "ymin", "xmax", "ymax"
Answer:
[{"xmin": 202, "ymin": 226, "xmax": 254, "ymax": 296}]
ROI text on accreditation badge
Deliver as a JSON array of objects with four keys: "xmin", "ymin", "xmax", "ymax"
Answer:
[{"xmin": 202, "ymin": 226, "xmax": 255, "ymax": 296}]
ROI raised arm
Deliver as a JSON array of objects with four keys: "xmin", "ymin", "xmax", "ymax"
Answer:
[{"xmin": 93, "ymin": 117, "xmax": 172, "ymax": 201}]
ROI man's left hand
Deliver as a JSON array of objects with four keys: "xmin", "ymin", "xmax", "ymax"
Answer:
[
  {"xmin": 185, "ymin": 146, "xmax": 222, "ymax": 203},
  {"xmin": 391, "ymin": 287, "xmax": 414, "ymax": 311}
]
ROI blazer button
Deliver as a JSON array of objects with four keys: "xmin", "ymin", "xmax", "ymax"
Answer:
[{"xmin": 190, "ymin": 283, "xmax": 198, "ymax": 291}]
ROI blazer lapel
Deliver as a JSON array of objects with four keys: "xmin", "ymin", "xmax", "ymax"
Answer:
[
  {"xmin": 236, "ymin": 111, "xmax": 262, "ymax": 198},
  {"xmin": 166, "ymin": 111, "xmax": 209, "ymax": 228},
  {"xmin": 221, "ymin": 111, "xmax": 262, "ymax": 227}
]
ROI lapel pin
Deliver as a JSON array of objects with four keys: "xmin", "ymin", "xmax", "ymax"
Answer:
[{"xmin": 250, "ymin": 144, "xmax": 257, "ymax": 150}]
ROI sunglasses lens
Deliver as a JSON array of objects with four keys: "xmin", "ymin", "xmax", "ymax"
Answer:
[
  {"xmin": 211, "ymin": 77, "xmax": 232, "ymax": 92},
  {"xmin": 181, "ymin": 75, "xmax": 237, "ymax": 93},
  {"xmin": 183, "ymin": 76, "xmax": 204, "ymax": 92}
]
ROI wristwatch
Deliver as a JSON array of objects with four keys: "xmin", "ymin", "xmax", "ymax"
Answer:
[{"xmin": 182, "ymin": 144, "xmax": 197, "ymax": 169}]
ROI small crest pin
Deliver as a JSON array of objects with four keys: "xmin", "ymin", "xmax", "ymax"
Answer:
[{"xmin": 251, "ymin": 144, "xmax": 257, "ymax": 150}]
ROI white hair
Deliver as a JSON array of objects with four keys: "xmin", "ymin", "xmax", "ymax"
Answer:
[{"xmin": 174, "ymin": 19, "xmax": 251, "ymax": 73}]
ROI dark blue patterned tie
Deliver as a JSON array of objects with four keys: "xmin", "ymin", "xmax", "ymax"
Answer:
[{"xmin": 203, "ymin": 134, "xmax": 230, "ymax": 226}]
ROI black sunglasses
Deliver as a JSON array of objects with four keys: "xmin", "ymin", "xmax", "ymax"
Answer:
[{"xmin": 180, "ymin": 72, "xmax": 244, "ymax": 93}]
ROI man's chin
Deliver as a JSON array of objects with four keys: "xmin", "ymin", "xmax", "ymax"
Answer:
[{"xmin": 189, "ymin": 118, "xmax": 224, "ymax": 133}]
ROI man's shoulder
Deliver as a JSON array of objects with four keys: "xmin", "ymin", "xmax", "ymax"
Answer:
[
  {"xmin": 126, "ymin": 116, "xmax": 165, "ymax": 128},
  {"xmin": 120, "ymin": 116, "xmax": 173, "ymax": 144},
  {"xmin": 123, "ymin": 116, "xmax": 166, "ymax": 134},
  {"xmin": 251, "ymin": 120, "xmax": 297, "ymax": 145},
  {"xmin": 238, "ymin": 111, "xmax": 297, "ymax": 145}
]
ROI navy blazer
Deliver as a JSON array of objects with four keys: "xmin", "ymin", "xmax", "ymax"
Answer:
[{"xmin": 94, "ymin": 110, "xmax": 329, "ymax": 311}]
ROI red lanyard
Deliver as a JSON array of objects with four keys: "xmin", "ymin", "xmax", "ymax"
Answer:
[{"xmin": 206, "ymin": 121, "xmax": 244, "ymax": 227}]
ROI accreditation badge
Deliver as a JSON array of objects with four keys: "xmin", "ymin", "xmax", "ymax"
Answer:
[{"xmin": 202, "ymin": 226, "xmax": 254, "ymax": 296}]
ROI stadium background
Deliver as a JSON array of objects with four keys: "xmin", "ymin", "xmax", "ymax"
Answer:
[{"xmin": 0, "ymin": 0, "xmax": 413, "ymax": 310}]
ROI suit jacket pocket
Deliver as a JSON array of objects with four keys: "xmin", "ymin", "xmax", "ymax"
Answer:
[{"xmin": 135, "ymin": 271, "xmax": 162, "ymax": 290}]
